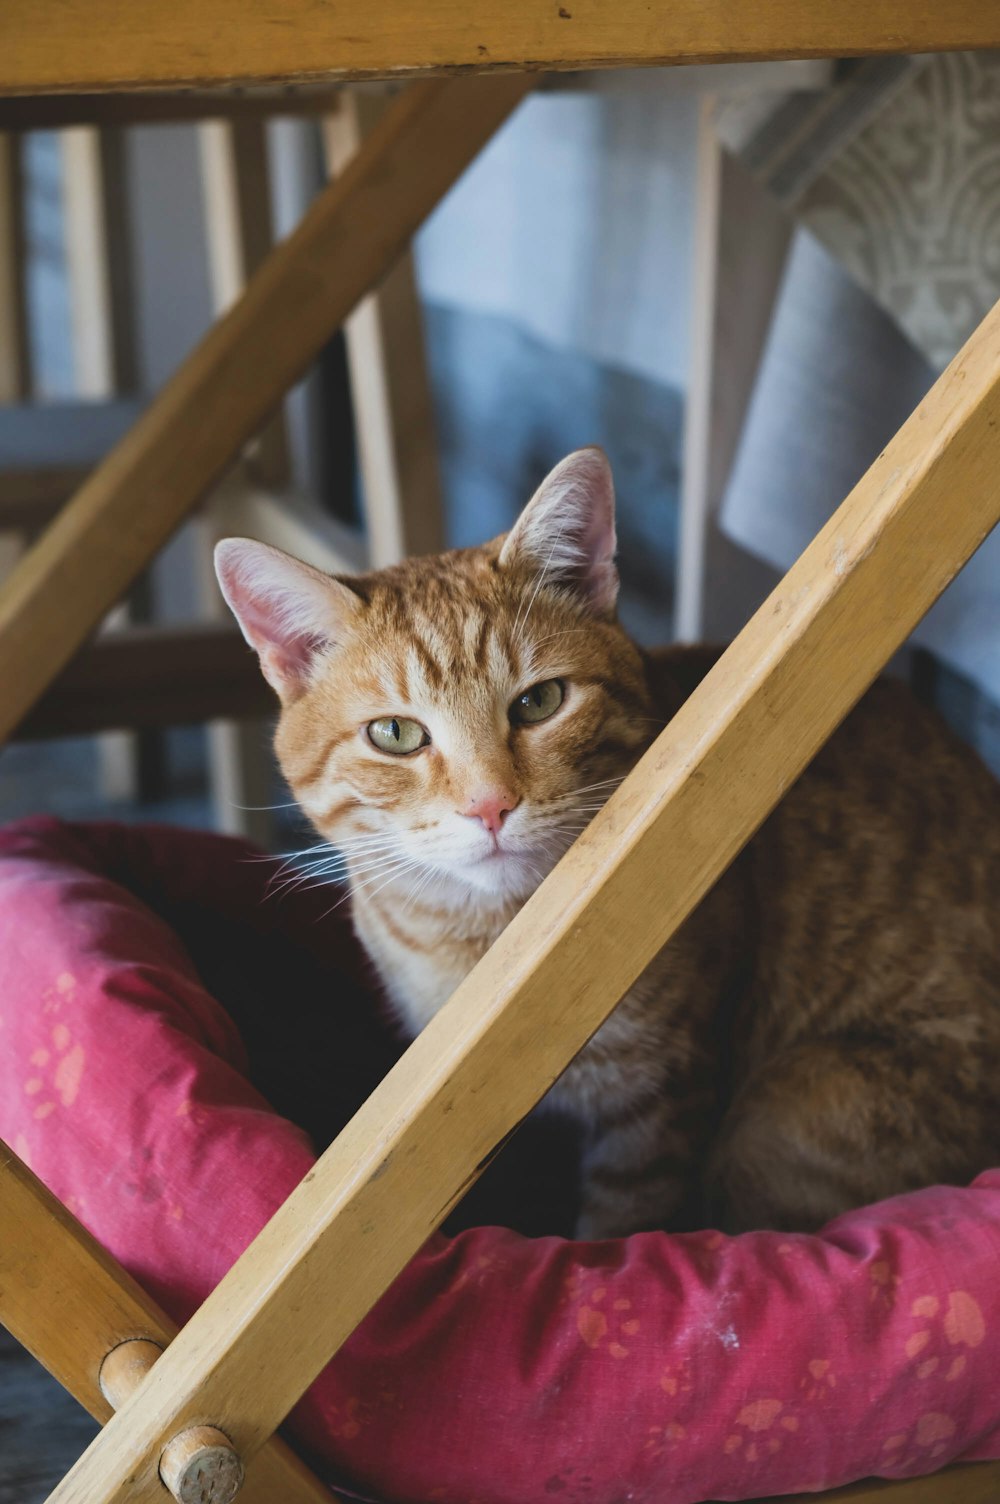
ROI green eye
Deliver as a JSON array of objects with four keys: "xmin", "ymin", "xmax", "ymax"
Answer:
[
  {"xmin": 368, "ymin": 717, "xmax": 428, "ymax": 755},
  {"xmin": 510, "ymin": 679, "xmax": 564, "ymax": 725}
]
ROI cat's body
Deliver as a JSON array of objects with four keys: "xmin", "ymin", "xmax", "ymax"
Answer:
[{"xmin": 217, "ymin": 449, "xmax": 1000, "ymax": 1237}]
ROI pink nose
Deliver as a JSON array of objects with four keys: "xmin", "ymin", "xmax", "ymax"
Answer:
[{"xmin": 463, "ymin": 789, "xmax": 519, "ymax": 838}]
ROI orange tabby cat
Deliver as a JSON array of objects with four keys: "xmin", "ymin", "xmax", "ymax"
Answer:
[{"xmin": 216, "ymin": 448, "xmax": 1000, "ymax": 1236}]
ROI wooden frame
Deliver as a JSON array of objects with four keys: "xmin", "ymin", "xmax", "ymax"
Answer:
[
  {"xmin": 3, "ymin": 28, "xmax": 1000, "ymax": 1504},
  {"xmin": 0, "ymin": 1144, "xmax": 336, "ymax": 1503},
  {"xmin": 0, "ymin": 74, "xmax": 531, "ymax": 746},
  {"xmin": 0, "ymin": 131, "xmax": 30, "ymax": 402},
  {"xmin": 34, "ymin": 259, "xmax": 1000, "ymax": 1504},
  {"xmin": 60, "ymin": 121, "xmax": 142, "ymax": 802},
  {"xmin": 196, "ymin": 111, "xmax": 290, "ymax": 843},
  {"xmin": 676, "ymin": 98, "xmax": 790, "ymax": 643},
  {"xmin": 2, "ymin": 2, "xmax": 1000, "ymax": 92},
  {"xmin": 322, "ymin": 92, "xmax": 447, "ymax": 568},
  {"xmin": 11, "ymin": 623, "xmax": 271, "ymax": 739}
]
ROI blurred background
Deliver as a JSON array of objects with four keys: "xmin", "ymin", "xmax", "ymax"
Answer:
[{"xmin": 1, "ymin": 55, "xmax": 999, "ymax": 856}]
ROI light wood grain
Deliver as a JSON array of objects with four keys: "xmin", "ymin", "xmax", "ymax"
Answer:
[
  {"xmin": 44, "ymin": 284, "xmax": 1000, "ymax": 1501},
  {"xmin": 61, "ymin": 128, "xmax": 119, "ymax": 399},
  {"xmin": 0, "ymin": 74, "xmax": 531, "ymax": 745},
  {"xmin": 198, "ymin": 113, "xmax": 288, "ymax": 843},
  {"xmin": 199, "ymin": 116, "xmax": 289, "ymax": 488},
  {"xmin": 322, "ymin": 94, "xmax": 446, "ymax": 567},
  {"xmin": 321, "ymin": 92, "xmax": 442, "ymax": 568},
  {"xmin": 0, "ymin": 1143, "xmax": 336, "ymax": 1503},
  {"xmin": 99, "ymin": 1341, "xmax": 164, "ymax": 1411},
  {"xmin": 60, "ymin": 123, "xmax": 141, "ymax": 802},
  {"xmin": 676, "ymin": 104, "xmax": 789, "ymax": 641},
  {"xmin": 2, "ymin": 1, "xmax": 1000, "ymax": 92}
]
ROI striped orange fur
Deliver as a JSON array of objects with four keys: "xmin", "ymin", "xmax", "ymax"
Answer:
[{"xmin": 217, "ymin": 449, "xmax": 1000, "ymax": 1236}]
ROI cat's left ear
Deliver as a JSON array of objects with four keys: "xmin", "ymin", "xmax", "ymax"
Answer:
[
  {"xmin": 214, "ymin": 537, "xmax": 361, "ymax": 704},
  {"xmin": 499, "ymin": 447, "xmax": 618, "ymax": 616}
]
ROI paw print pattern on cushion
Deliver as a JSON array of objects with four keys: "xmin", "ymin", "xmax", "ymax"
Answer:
[
  {"xmin": 658, "ymin": 1357, "xmax": 693, "ymax": 1399},
  {"xmin": 882, "ymin": 1411, "xmax": 958, "ymax": 1469},
  {"xmin": 869, "ymin": 1259, "xmax": 901, "ymax": 1311},
  {"xmin": 723, "ymin": 1399, "xmax": 801, "ymax": 1462},
  {"xmin": 573, "ymin": 1285, "xmax": 642, "ymax": 1358},
  {"xmin": 799, "ymin": 1357, "xmax": 837, "ymax": 1402},
  {"xmin": 23, "ymin": 1015, "xmax": 85, "ymax": 1121},
  {"xmin": 904, "ymin": 1290, "xmax": 985, "ymax": 1383},
  {"xmin": 644, "ymin": 1420, "xmax": 686, "ymax": 1462}
]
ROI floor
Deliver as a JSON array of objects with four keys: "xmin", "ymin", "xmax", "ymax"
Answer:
[{"xmin": 0, "ymin": 1329, "xmax": 97, "ymax": 1504}]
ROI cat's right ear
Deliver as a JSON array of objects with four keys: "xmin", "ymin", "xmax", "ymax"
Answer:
[{"xmin": 214, "ymin": 538, "xmax": 361, "ymax": 703}]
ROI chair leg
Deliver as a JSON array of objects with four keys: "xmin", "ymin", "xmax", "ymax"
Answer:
[
  {"xmin": 197, "ymin": 115, "xmax": 289, "ymax": 845},
  {"xmin": 0, "ymin": 1140, "xmax": 337, "ymax": 1503},
  {"xmin": 676, "ymin": 97, "xmax": 791, "ymax": 643},
  {"xmin": 0, "ymin": 73, "xmax": 532, "ymax": 745},
  {"xmin": 61, "ymin": 123, "xmax": 142, "ymax": 804},
  {"xmin": 323, "ymin": 91, "xmax": 447, "ymax": 567},
  {"xmin": 42, "ymin": 282, "xmax": 1000, "ymax": 1503},
  {"xmin": 0, "ymin": 134, "xmax": 30, "ymax": 647},
  {"xmin": 0, "ymin": 131, "xmax": 30, "ymax": 403}
]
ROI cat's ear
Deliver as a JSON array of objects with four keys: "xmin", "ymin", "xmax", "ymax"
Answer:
[
  {"xmin": 498, "ymin": 447, "xmax": 618, "ymax": 615},
  {"xmin": 214, "ymin": 538, "xmax": 361, "ymax": 703}
]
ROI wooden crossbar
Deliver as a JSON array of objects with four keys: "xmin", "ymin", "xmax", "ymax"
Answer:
[
  {"xmin": 42, "ymin": 286, "xmax": 1000, "ymax": 1499},
  {"xmin": 13, "ymin": 623, "xmax": 271, "ymax": 739},
  {"xmin": 1, "ymin": 1, "xmax": 1000, "ymax": 93},
  {"xmin": 0, "ymin": 88, "xmax": 349, "ymax": 130},
  {"xmin": 0, "ymin": 1143, "xmax": 334, "ymax": 1503},
  {"xmin": 0, "ymin": 73, "xmax": 531, "ymax": 747}
]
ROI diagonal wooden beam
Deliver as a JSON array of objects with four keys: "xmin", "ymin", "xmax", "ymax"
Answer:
[
  {"xmin": 44, "ymin": 290, "xmax": 1000, "ymax": 1500},
  {"xmin": 1, "ymin": 1, "xmax": 999, "ymax": 93},
  {"xmin": 0, "ymin": 1143, "xmax": 336, "ymax": 1503},
  {"xmin": 0, "ymin": 74, "xmax": 531, "ymax": 746}
]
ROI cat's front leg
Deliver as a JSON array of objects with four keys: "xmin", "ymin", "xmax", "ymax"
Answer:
[{"xmin": 575, "ymin": 1100, "xmax": 700, "ymax": 1239}]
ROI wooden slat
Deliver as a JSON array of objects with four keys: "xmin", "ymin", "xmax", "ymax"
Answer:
[
  {"xmin": 0, "ymin": 74, "xmax": 532, "ymax": 746},
  {"xmin": 0, "ymin": 1143, "xmax": 337, "ymax": 1503},
  {"xmin": 0, "ymin": 131, "xmax": 30, "ymax": 400},
  {"xmin": 0, "ymin": 87, "xmax": 348, "ymax": 131},
  {"xmin": 199, "ymin": 115, "xmax": 290, "ymax": 488},
  {"xmin": 44, "ymin": 288, "xmax": 1000, "ymax": 1501},
  {"xmin": 62, "ymin": 128, "xmax": 119, "ymax": 398},
  {"xmin": 676, "ymin": 106, "xmax": 789, "ymax": 641},
  {"xmin": 198, "ymin": 114, "xmax": 292, "ymax": 843},
  {"xmin": 0, "ymin": 467, "xmax": 93, "ymax": 530},
  {"xmin": 0, "ymin": 397, "xmax": 144, "ymax": 468},
  {"xmin": 13, "ymin": 623, "xmax": 272, "ymax": 739},
  {"xmin": 322, "ymin": 94, "xmax": 446, "ymax": 566},
  {"xmin": 60, "ymin": 123, "xmax": 142, "ymax": 802},
  {"xmin": 1, "ymin": 1, "xmax": 1000, "ymax": 93}
]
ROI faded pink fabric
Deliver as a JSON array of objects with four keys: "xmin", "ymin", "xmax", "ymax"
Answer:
[{"xmin": 2, "ymin": 816, "xmax": 1000, "ymax": 1504}]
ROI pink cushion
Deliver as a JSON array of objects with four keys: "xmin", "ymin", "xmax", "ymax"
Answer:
[{"xmin": 3, "ymin": 816, "xmax": 1000, "ymax": 1504}]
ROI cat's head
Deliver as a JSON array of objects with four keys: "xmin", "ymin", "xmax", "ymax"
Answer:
[{"xmin": 215, "ymin": 448, "xmax": 653, "ymax": 906}]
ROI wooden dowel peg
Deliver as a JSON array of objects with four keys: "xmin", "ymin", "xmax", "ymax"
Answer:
[
  {"xmin": 100, "ymin": 1342, "xmax": 244, "ymax": 1502},
  {"xmin": 159, "ymin": 1427, "xmax": 245, "ymax": 1504},
  {"xmin": 98, "ymin": 1338, "xmax": 164, "ymax": 1410}
]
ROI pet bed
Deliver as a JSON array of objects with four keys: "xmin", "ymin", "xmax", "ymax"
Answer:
[{"xmin": 2, "ymin": 815, "xmax": 1000, "ymax": 1504}]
